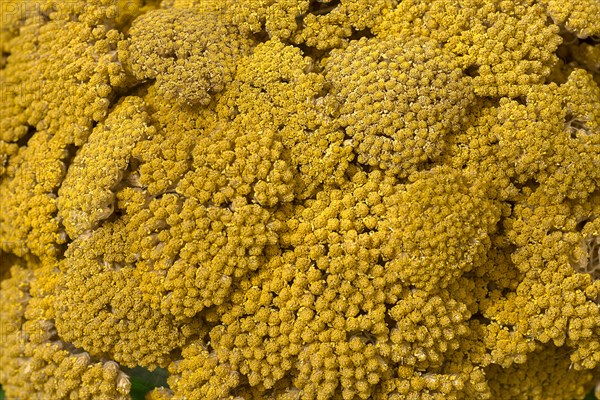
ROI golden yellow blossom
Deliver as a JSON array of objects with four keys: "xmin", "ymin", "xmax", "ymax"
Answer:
[{"xmin": 1, "ymin": 1, "xmax": 599, "ymax": 399}]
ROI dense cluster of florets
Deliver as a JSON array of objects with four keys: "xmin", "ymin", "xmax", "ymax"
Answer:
[{"xmin": 1, "ymin": 1, "xmax": 599, "ymax": 399}]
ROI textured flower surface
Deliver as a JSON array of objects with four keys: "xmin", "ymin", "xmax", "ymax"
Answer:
[{"xmin": 1, "ymin": 0, "xmax": 599, "ymax": 399}]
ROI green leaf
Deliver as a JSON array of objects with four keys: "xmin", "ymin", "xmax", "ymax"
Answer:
[
  {"xmin": 585, "ymin": 388, "xmax": 598, "ymax": 400},
  {"xmin": 127, "ymin": 366, "xmax": 169, "ymax": 400}
]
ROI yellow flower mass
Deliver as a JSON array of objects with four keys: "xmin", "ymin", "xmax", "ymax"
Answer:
[{"xmin": 0, "ymin": 0, "xmax": 599, "ymax": 399}]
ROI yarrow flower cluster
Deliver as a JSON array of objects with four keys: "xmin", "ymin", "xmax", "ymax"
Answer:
[{"xmin": 0, "ymin": 0, "xmax": 599, "ymax": 399}]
